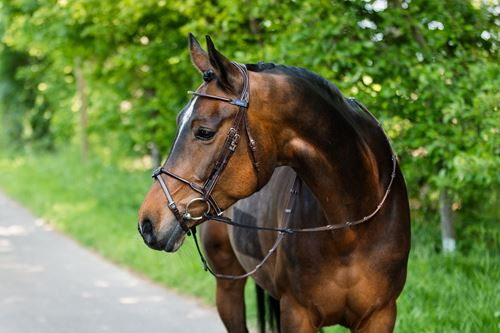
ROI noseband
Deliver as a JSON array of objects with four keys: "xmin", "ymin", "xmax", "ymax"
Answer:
[{"xmin": 152, "ymin": 62, "xmax": 260, "ymax": 234}]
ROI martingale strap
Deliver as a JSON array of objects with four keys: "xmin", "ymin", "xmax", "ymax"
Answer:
[
  {"xmin": 191, "ymin": 175, "xmax": 302, "ymax": 280},
  {"xmin": 190, "ymin": 97, "xmax": 399, "ymax": 279}
]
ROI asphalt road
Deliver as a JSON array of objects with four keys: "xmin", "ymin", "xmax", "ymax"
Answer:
[{"xmin": 0, "ymin": 191, "xmax": 225, "ymax": 333}]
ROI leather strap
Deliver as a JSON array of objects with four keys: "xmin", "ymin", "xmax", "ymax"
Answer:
[
  {"xmin": 151, "ymin": 62, "xmax": 398, "ymax": 279},
  {"xmin": 191, "ymin": 176, "xmax": 302, "ymax": 280},
  {"xmin": 152, "ymin": 62, "xmax": 259, "ymax": 231}
]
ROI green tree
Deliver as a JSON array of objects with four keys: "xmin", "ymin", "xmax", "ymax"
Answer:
[
  {"xmin": 182, "ymin": 0, "xmax": 498, "ymax": 251},
  {"xmin": 1, "ymin": 0, "xmax": 497, "ymax": 251}
]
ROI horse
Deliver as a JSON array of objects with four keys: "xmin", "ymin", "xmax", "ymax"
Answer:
[{"xmin": 138, "ymin": 34, "xmax": 411, "ymax": 333}]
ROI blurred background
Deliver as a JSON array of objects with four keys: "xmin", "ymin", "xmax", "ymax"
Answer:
[{"xmin": 0, "ymin": 0, "xmax": 498, "ymax": 332}]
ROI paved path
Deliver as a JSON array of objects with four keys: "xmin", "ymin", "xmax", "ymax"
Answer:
[{"xmin": 0, "ymin": 191, "xmax": 225, "ymax": 333}]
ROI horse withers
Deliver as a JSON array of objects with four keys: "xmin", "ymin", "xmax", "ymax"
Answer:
[{"xmin": 138, "ymin": 34, "xmax": 411, "ymax": 333}]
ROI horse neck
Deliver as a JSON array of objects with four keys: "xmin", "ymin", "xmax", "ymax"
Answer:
[{"xmin": 255, "ymin": 72, "xmax": 387, "ymax": 223}]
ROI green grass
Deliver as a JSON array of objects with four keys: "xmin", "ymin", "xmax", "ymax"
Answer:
[{"xmin": 0, "ymin": 149, "xmax": 498, "ymax": 332}]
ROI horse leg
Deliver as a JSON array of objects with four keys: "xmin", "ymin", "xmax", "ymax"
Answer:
[
  {"xmin": 201, "ymin": 221, "xmax": 248, "ymax": 333},
  {"xmin": 216, "ymin": 278, "xmax": 248, "ymax": 333},
  {"xmin": 353, "ymin": 302, "xmax": 396, "ymax": 333},
  {"xmin": 279, "ymin": 295, "xmax": 317, "ymax": 333}
]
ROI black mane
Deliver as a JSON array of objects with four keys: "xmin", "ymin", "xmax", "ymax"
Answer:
[
  {"xmin": 245, "ymin": 62, "xmax": 372, "ymax": 137},
  {"xmin": 246, "ymin": 62, "xmax": 338, "ymax": 100}
]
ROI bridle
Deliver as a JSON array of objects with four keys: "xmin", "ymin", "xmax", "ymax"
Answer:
[
  {"xmin": 152, "ymin": 62, "xmax": 259, "ymax": 234},
  {"xmin": 151, "ymin": 62, "xmax": 398, "ymax": 280}
]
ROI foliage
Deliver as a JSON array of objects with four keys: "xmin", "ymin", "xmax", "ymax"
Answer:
[
  {"xmin": 0, "ymin": 44, "xmax": 33, "ymax": 148},
  {"xmin": 1, "ymin": 0, "xmax": 498, "ymax": 218},
  {"xmin": 0, "ymin": 0, "xmax": 498, "ymax": 329}
]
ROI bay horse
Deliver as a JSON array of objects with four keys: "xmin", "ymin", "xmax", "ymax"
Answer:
[{"xmin": 138, "ymin": 34, "xmax": 411, "ymax": 332}]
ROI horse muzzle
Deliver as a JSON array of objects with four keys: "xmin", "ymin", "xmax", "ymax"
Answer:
[{"xmin": 138, "ymin": 217, "xmax": 186, "ymax": 252}]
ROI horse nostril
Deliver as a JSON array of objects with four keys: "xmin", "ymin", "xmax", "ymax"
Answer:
[
  {"xmin": 142, "ymin": 218, "xmax": 153, "ymax": 235},
  {"xmin": 140, "ymin": 218, "xmax": 156, "ymax": 246}
]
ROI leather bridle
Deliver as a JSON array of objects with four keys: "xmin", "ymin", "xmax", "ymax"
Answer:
[
  {"xmin": 150, "ymin": 62, "xmax": 398, "ymax": 280},
  {"xmin": 152, "ymin": 62, "xmax": 259, "ymax": 234}
]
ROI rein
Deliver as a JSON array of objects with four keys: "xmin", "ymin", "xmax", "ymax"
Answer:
[
  {"xmin": 196, "ymin": 114, "xmax": 397, "ymax": 280},
  {"xmin": 191, "ymin": 176, "xmax": 302, "ymax": 280},
  {"xmin": 152, "ymin": 63, "xmax": 398, "ymax": 280}
]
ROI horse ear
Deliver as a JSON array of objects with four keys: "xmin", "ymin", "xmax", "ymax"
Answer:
[
  {"xmin": 189, "ymin": 33, "xmax": 210, "ymax": 73},
  {"xmin": 205, "ymin": 35, "xmax": 242, "ymax": 93}
]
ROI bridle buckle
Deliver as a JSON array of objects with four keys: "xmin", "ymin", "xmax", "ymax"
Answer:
[{"xmin": 229, "ymin": 134, "xmax": 240, "ymax": 152}]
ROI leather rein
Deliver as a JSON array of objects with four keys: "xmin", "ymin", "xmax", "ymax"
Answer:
[{"xmin": 152, "ymin": 62, "xmax": 397, "ymax": 280}]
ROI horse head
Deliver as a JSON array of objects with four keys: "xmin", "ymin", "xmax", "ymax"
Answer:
[{"xmin": 138, "ymin": 34, "xmax": 276, "ymax": 252}]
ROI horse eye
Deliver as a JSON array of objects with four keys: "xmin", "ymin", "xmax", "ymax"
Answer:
[{"xmin": 195, "ymin": 127, "xmax": 216, "ymax": 141}]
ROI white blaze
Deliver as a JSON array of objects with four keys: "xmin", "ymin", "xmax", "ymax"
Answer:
[
  {"xmin": 180, "ymin": 97, "xmax": 197, "ymax": 133},
  {"xmin": 173, "ymin": 96, "xmax": 198, "ymax": 147}
]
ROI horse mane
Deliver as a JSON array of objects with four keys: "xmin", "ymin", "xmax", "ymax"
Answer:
[
  {"xmin": 246, "ymin": 62, "xmax": 337, "ymax": 99},
  {"xmin": 245, "ymin": 62, "xmax": 374, "ymax": 149}
]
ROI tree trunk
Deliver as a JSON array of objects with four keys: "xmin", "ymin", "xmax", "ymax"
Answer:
[
  {"xmin": 439, "ymin": 188, "xmax": 456, "ymax": 253},
  {"xmin": 148, "ymin": 142, "xmax": 161, "ymax": 169},
  {"xmin": 143, "ymin": 87, "xmax": 161, "ymax": 170},
  {"xmin": 74, "ymin": 58, "xmax": 88, "ymax": 162}
]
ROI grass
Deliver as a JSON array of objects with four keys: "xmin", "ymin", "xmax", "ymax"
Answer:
[{"xmin": 0, "ymin": 149, "xmax": 498, "ymax": 332}]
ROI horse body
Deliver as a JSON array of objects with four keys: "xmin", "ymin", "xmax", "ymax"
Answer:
[
  {"xmin": 138, "ymin": 35, "xmax": 410, "ymax": 333},
  {"xmin": 201, "ymin": 86, "xmax": 411, "ymax": 332}
]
